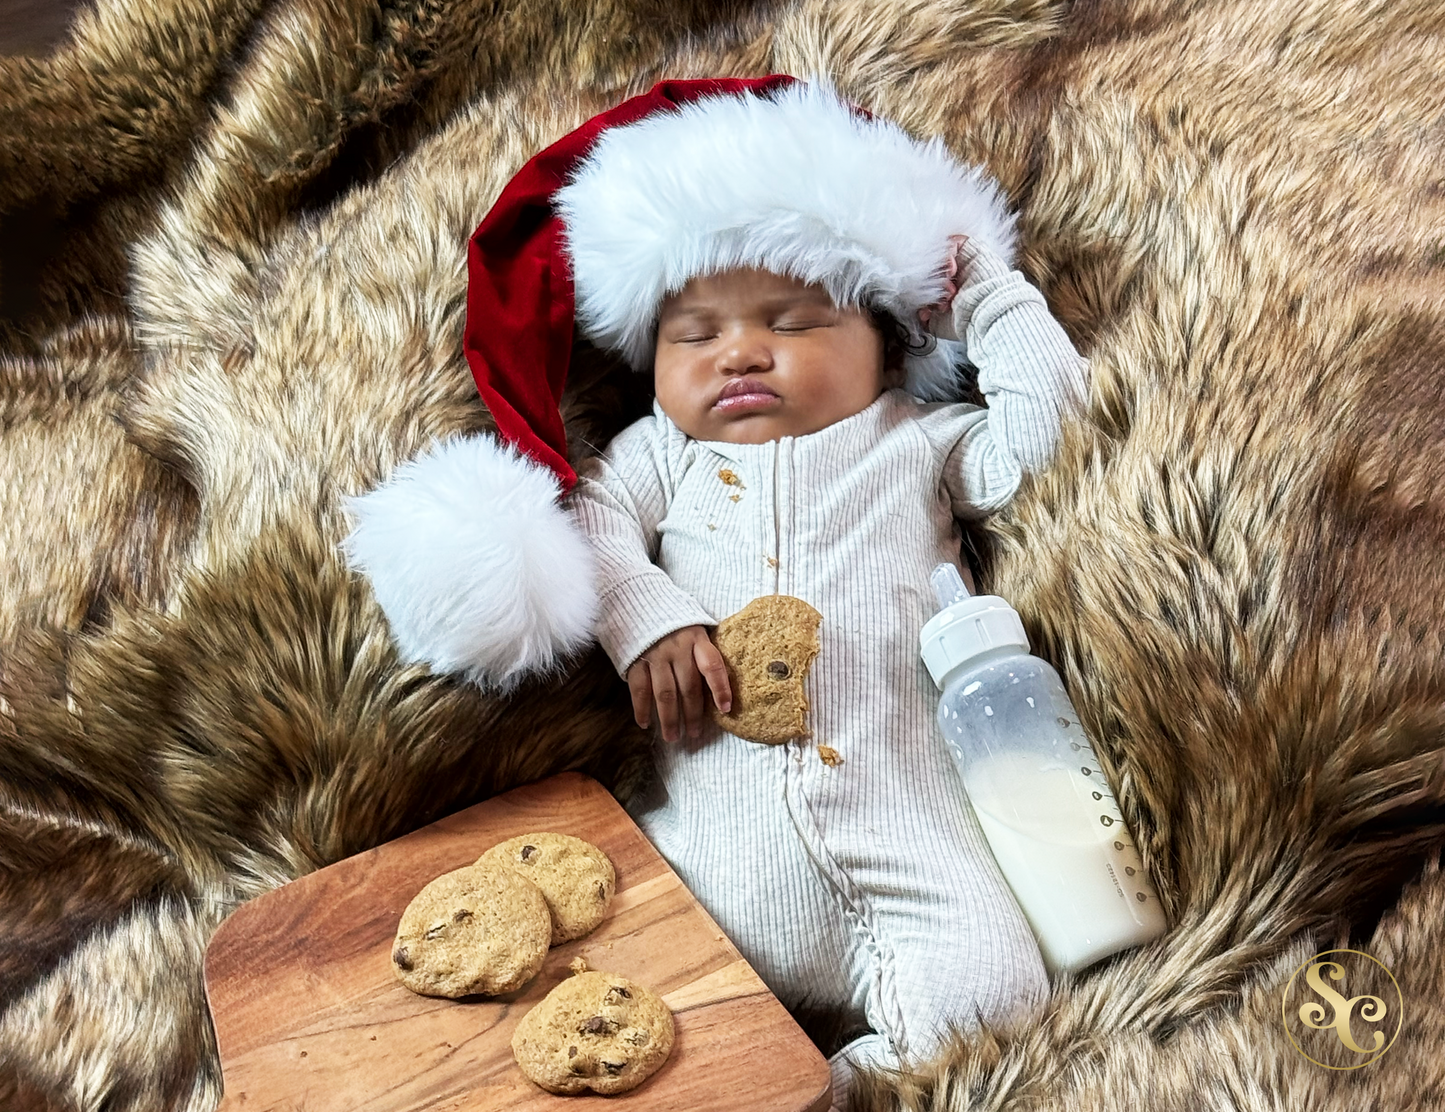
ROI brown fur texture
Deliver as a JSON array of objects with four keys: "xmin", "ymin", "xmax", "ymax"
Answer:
[{"xmin": 2, "ymin": 1, "xmax": 1444, "ymax": 1109}]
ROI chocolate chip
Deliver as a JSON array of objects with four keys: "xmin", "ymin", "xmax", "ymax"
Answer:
[
  {"xmin": 392, "ymin": 946, "xmax": 413, "ymax": 970},
  {"xmin": 423, "ymin": 923, "xmax": 446, "ymax": 940},
  {"xmin": 604, "ymin": 985, "xmax": 632, "ymax": 1003},
  {"xmin": 580, "ymin": 1015, "xmax": 617, "ymax": 1036},
  {"xmin": 568, "ymin": 1046, "xmax": 578, "ymax": 1059},
  {"xmin": 767, "ymin": 660, "xmax": 790, "ymax": 679},
  {"xmin": 452, "ymin": 908, "xmax": 472, "ymax": 922},
  {"xmin": 602, "ymin": 1061, "xmax": 626, "ymax": 1075},
  {"xmin": 597, "ymin": 882, "xmax": 608, "ymax": 901},
  {"xmin": 520, "ymin": 844, "xmax": 538, "ymax": 862}
]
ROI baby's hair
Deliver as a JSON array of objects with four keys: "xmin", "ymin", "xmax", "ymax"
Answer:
[{"xmin": 869, "ymin": 306, "xmax": 934, "ymax": 387}]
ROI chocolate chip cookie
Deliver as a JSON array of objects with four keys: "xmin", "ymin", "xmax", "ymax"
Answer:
[
  {"xmin": 511, "ymin": 971, "xmax": 675, "ymax": 1095},
  {"xmin": 477, "ymin": 833, "xmax": 616, "ymax": 944},
  {"xmin": 710, "ymin": 593, "xmax": 822, "ymax": 744},
  {"xmin": 391, "ymin": 863, "xmax": 550, "ymax": 998}
]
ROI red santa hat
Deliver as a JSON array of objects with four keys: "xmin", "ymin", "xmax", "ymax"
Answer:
[{"xmin": 343, "ymin": 76, "xmax": 1017, "ymax": 688}]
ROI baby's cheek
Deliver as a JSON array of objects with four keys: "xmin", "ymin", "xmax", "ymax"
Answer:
[{"xmin": 651, "ymin": 375, "xmax": 711, "ymax": 439}]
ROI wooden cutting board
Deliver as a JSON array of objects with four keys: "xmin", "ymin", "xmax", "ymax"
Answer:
[{"xmin": 205, "ymin": 772, "xmax": 831, "ymax": 1112}]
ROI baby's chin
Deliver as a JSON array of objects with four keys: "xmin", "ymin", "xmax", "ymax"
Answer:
[
  {"xmin": 669, "ymin": 395, "xmax": 885, "ymax": 443},
  {"xmin": 678, "ymin": 411, "xmax": 816, "ymax": 444},
  {"xmin": 705, "ymin": 423, "xmax": 793, "ymax": 445}
]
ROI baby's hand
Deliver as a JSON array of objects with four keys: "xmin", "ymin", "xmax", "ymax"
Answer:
[
  {"xmin": 627, "ymin": 626, "xmax": 732, "ymax": 742},
  {"xmin": 918, "ymin": 234, "xmax": 970, "ymax": 341}
]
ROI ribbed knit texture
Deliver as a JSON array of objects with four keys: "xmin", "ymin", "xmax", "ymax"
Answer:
[{"xmin": 571, "ymin": 251, "xmax": 1087, "ymax": 1103}]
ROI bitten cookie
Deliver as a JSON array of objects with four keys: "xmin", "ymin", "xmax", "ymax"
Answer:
[
  {"xmin": 477, "ymin": 833, "xmax": 616, "ymax": 944},
  {"xmin": 391, "ymin": 863, "xmax": 550, "ymax": 998},
  {"xmin": 511, "ymin": 971, "xmax": 675, "ymax": 1095},
  {"xmin": 710, "ymin": 594, "xmax": 822, "ymax": 744}
]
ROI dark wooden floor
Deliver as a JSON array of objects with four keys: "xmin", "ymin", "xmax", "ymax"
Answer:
[{"xmin": 1, "ymin": 0, "xmax": 85, "ymax": 55}]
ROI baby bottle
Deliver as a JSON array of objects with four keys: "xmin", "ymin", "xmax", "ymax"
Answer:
[{"xmin": 919, "ymin": 564, "xmax": 1167, "ymax": 974}]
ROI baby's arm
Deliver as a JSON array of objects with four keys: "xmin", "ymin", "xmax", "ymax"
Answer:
[
  {"xmin": 924, "ymin": 239, "xmax": 1089, "ymax": 515},
  {"xmin": 570, "ymin": 421, "xmax": 730, "ymax": 739}
]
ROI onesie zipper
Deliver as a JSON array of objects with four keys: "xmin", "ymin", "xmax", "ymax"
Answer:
[{"xmin": 771, "ymin": 439, "xmax": 782, "ymax": 595}]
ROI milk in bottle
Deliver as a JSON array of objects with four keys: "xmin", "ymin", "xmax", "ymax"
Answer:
[{"xmin": 919, "ymin": 564, "xmax": 1167, "ymax": 974}]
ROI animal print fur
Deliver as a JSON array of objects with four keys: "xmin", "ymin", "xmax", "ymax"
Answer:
[{"xmin": 2, "ymin": 0, "xmax": 1443, "ymax": 1108}]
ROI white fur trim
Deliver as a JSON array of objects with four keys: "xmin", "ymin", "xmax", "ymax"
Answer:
[
  {"xmin": 342, "ymin": 436, "xmax": 598, "ymax": 689},
  {"xmin": 556, "ymin": 81, "xmax": 1017, "ymax": 401}
]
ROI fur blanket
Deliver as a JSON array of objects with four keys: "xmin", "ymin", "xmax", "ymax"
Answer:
[{"xmin": 3, "ymin": 1, "xmax": 1444, "ymax": 1108}]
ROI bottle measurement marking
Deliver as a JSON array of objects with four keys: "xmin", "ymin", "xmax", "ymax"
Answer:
[{"xmin": 1072, "ymin": 754, "xmax": 1128, "ymax": 831}]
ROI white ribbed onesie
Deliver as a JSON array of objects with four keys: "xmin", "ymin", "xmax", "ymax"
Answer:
[{"xmin": 571, "ymin": 245, "xmax": 1088, "ymax": 1099}]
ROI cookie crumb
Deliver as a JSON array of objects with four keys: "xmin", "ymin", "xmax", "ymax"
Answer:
[
  {"xmin": 718, "ymin": 468, "xmax": 744, "ymax": 487},
  {"xmin": 817, "ymin": 745, "xmax": 844, "ymax": 767},
  {"xmin": 707, "ymin": 523, "xmax": 717, "ymax": 530},
  {"xmin": 729, "ymin": 493, "xmax": 742, "ymax": 503},
  {"xmin": 569, "ymin": 956, "xmax": 590, "ymax": 976}
]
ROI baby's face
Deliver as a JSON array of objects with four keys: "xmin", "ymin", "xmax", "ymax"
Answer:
[{"xmin": 652, "ymin": 269, "xmax": 886, "ymax": 443}]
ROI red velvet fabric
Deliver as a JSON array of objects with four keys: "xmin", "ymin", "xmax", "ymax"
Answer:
[{"xmin": 463, "ymin": 75, "xmax": 797, "ymax": 494}]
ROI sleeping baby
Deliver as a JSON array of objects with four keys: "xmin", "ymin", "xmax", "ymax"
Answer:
[{"xmin": 558, "ymin": 82, "xmax": 1088, "ymax": 1105}]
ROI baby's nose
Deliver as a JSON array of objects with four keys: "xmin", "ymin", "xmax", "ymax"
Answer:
[{"xmin": 718, "ymin": 327, "xmax": 774, "ymax": 373}]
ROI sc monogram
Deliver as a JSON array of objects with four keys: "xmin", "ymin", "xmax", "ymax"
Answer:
[{"xmin": 1281, "ymin": 949, "xmax": 1402, "ymax": 1069}]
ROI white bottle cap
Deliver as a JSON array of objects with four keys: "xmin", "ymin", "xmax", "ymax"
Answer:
[{"xmin": 919, "ymin": 595, "xmax": 1029, "ymax": 688}]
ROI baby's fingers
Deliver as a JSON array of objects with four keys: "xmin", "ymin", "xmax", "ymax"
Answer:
[
  {"xmin": 695, "ymin": 639, "xmax": 732, "ymax": 714},
  {"xmin": 673, "ymin": 656, "xmax": 706, "ymax": 739},
  {"xmin": 650, "ymin": 661, "xmax": 682, "ymax": 742},
  {"xmin": 626, "ymin": 664, "xmax": 653, "ymax": 730}
]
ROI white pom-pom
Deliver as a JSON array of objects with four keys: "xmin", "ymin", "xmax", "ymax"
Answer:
[{"xmin": 342, "ymin": 435, "xmax": 598, "ymax": 689}]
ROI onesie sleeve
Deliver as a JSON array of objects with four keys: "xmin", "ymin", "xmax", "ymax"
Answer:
[
  {"xmin": 922, "ymin": 240, "xmax": 1090, "ymax": 518},
  {"xmin": 569, "ymin": 413, "xmax": 716, "ymax": 675}
]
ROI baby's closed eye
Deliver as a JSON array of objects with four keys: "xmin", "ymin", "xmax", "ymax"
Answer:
[
  {"xmin": 772, "ymin": 315, "xmax": 830, "ymax": 332},
  {"xmin": 658, "ymin": 321, "xmax": 717, "ymax": 344}
]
